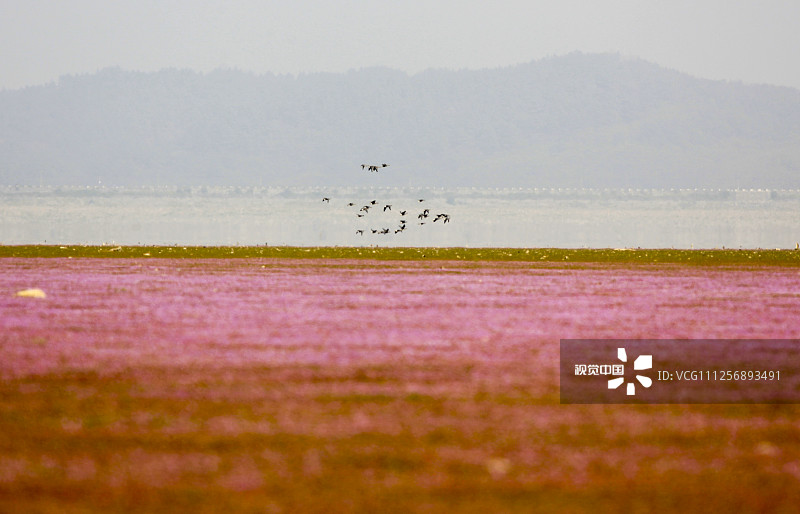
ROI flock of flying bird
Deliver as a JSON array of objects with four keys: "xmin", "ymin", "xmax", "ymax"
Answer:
[
  {"xmin": 322, "ymin": 163, "xmax": 451, "ymax": 237},
  {"xmin": 361, "ymin": 163, "xmax": 390, "ymax": 172}
]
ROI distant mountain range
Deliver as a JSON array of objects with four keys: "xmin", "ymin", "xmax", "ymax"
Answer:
[{"xmin": 2, "ymin": 53, "xmax": 800, "ymax": 188}]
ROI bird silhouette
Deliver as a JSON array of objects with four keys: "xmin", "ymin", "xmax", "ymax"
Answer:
[
  {"xmin": 361, "ymin": 163, "xmax": 389, "ymax": 172},
  {"xmin": 339, "ymin": 168, "xmax": 454, "ymax": 237},
  {"xmin": 322, "ymin": 197, "xmax": 330, "ymax": 202}
]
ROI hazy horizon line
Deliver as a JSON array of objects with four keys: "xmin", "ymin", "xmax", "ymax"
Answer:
[
  {"xmin": 4, "ymin": 184, "xmax": 799, "ymax": 193},
  {"xmin": 5, "ymin": 52, "xmax": 799, "ymax": 93}
]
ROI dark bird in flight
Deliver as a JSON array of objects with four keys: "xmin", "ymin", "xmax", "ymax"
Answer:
[
  {"xmin": 418, "ymin": 199, "xmax": 424, "ymax": 202},
  {"xmin": 370, "ymin": 200, "xmax": 378, "ymax": 205},
  {"xmin": 384, "ymin": 204, "xmax": 391, "ymax": 212},
  {"xmin": 356, "ymin": 230, "xmax": 364, "ymax": 235},
  {"xmin": 360, "ymin": 206, "xmax": 371, "ymax": 212},
  {"xmin": 347, "ymin": 202, "xmax": 355, "ymax": 206},
  {"xmin": 399, "ymin": 210, "xmax": 407, "ymax": 216},
  {"xmin": 322, "ymin": 197, "xmax": 330, "ymax": 202},
  {"xmin": 362, "ymin": 164, "xmax": 388, "ymax": 172}
]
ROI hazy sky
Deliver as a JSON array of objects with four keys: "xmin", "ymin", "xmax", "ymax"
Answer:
[{"xmin": 3, "ymin": 0, "xmax": 800, "ymax": 90}]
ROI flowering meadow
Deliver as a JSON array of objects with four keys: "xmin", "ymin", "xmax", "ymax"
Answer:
[{"xmin": 2, "ymin": 256, "xmax": 800, "ymax": 512}]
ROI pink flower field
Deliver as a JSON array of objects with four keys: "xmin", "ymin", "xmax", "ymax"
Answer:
[{"xmin": 2, "ymin": 257, "xmax": 800, "ymax": 512}]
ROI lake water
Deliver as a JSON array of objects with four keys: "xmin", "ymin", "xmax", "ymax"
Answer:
[{"xmin": 2, "ymin": 185, "xmax": 799, "ymax": 248}]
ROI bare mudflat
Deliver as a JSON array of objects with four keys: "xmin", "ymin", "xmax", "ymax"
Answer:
[{"xmin": 2, "ymin": 254, "xmax": 800, "ymax": 512}]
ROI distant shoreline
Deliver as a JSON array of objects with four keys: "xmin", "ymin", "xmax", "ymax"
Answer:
[
  {"xmin": 2, "ymin": 245, "xmax": 799, "ymax": 266},
  {"xmin": 5, "ymin": 185, "xmax": 800, "ymax": 194}
]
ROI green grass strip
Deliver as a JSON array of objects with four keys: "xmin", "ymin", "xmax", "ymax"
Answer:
[{"xmin": 2, "ymin": 245, "xmax": 800, "ymax": 266}]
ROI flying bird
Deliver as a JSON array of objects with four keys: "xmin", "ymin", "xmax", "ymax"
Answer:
[
  {"xmin": 361, "ymin": 163, "xmax": 388, "ymax": 172},
  {"xmin": 322, "ymin": 197, "xmax": 329, "ymax": 203}
]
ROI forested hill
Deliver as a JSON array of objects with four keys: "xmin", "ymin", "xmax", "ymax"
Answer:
[{"xmin": 3, "ymin": 53, "xmax": 800, "ymax": 188}]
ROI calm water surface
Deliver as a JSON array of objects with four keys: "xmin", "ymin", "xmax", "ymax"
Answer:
[{"xmin": 2, "ymin": 186, "xmax": 798, "ymax": 248}]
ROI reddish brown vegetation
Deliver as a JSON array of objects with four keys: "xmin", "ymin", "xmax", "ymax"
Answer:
[{"xmin": 2, "ymin": 258, "xmax": 800, "ymax": 512}]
